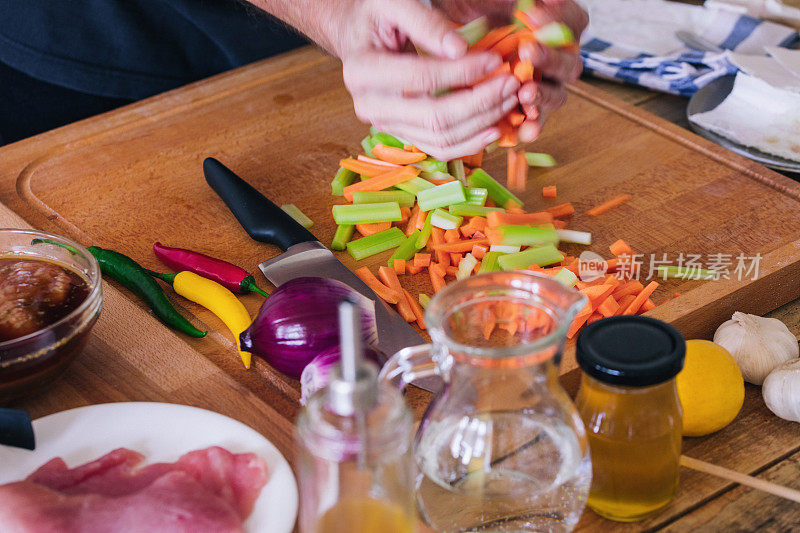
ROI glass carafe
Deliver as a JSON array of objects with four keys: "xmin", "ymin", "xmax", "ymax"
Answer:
[{"xmin": 379, "ymin": 271, "xmax": 592, "ymax": 532}]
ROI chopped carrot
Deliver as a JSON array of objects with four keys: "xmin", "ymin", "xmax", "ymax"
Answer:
[
  {"xmin": 416, "ymin": 209, "xmax": 428, "ymax": 230},
  {"xmin": 542, "ymin": 185, "xmax": 557, "ymax": 198},
  {"xmin": 404, "ymin": 205, "xmax": 421, "ymax": 236},
  {"xmin": 430, "ymin": 262, "xmax": 447, "ymax": 278},
  {"xmin": 640, "ymin": 299, "xmax": 656, "ymax": 313},
  {"xmin": 403, "ymin": 289, "xmax": 426, "ymax": 329},
  {"xmin": 544, "ymin": 203, "xmax": 575, "ymax": 218},
  {"xmin": 414, "ymin": 253, "xmax": 431, "ymax": 268},
  {"xmin": 552, "ymin": 219, "xmax": 568, "ymax": 229},
  {"xmin": 487, "ymin": 211, "xmax": 553, "ymax": 227},
  {"xmin": 394, "ymin": 258, "xmax": 406, "ymax": 275},
  {"xmin": 482, "ymin": 310, "xmax": 496, "ymax": 340},
  {"xmin": 507, "ymin": 109, "xmax": 525, "ymax": 127},
  {"xmin": 597, "ymin": 296, "xmax": 620, "ymax": 317},
  {"xmin": 587, "ymin": 312, "xmax": 604, "ymax": 325},
  {"xmin": 461, "ymin": 151, "xmax": 483, "ymax": 168},
  {"xmin": 432, "ymin": 238, "xmax": 490, "ymax": 253},
  {"xmin": 471, "ymin": 244, "xmax": 487, "ymax": 260},
  {"xmin": 406, "ymin": 263, "xmax": 423, "ymax": 275},
  {"xmin": 513, "ymin": 59, "xmax": 534, "ymax": 83},
  {"xmin": 444, "ymin": 229, "xmax": 460, "ymax": 243},
  {"xmin": 498, "ymin": 118, "xmax": 518, "ymax": 147},
  {"xmin": 460, "ymin": 216, "xmax": 488, "ymax": 237},
  {"xmin": 614, "ymin": 294, "xmax": 637, "ymax": 316},
  {"xmin": 339, "ymin": 157, "xmax": 399, "ymax": 177},
  {"xmin": 609, "ymin": 239, "xmax": 632, "ymax": 257},
  {"xmin": 429, "ymin": 226, "xmax": 445, "ymax": 251},
  {"xmin": 357, "ymin": 155, "xmax": 401, "ymax": 168},
  {"xmin": 445, "ymin": 265, "xmax": 459, "ymax": 277},
  {"xmin": 471, "ymin": 25, "xmax": 516, "ymax": 52},
  {"xmin": 356, "ymin": 222, "xmax": 391, "ymax": 236},
  {"xmin": 372, "ymin": 144, "xmax": 427, "ymax": 165},
  {"xmin": 378, "ymin": 266, "xmax": 416, "ymax": 322},
  {"xmin": 399, "ymin": 206, "xmax": 411, "ymax": 223},
  {"xmin": 430, "ymin": 269, "xmax": 446, "ymax": 293},
  {"xmin": 342, "ymin": 165, "xmax": 420, "ymax": 201},
  {"xmin": 473, "ymin": 230, "xmax": 487, "ymax": 239},
  {"xmin": 355, "ymin": 267, "xmax": 401, "ymax": 304},
  {"xmin": 622, "ymin": 281, "xmax": 659, "ymax": 315},
  {"xmin": 450, "ymin": 253, "xmax": 463, "ymax": 266},
  {"xmin": 588, "ymin": 194, "xmax": 632, "ymax": 216}
]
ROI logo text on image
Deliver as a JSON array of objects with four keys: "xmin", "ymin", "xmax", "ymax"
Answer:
[{"xmin": 578, "ymin": 251, "xmax": 607, "ymax": 282}]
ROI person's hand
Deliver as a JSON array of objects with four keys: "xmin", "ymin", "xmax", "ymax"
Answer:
[
  {"xmin": 332, "ymin": 0, "xmax": 520, "ymax": 160},
  {"xmin": 436, "ymin": 0, "xmax": 589, "ymax": 142}
]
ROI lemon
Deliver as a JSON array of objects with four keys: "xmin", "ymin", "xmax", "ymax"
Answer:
[{"xmin": 677, "ymin": 339, "xmax": 744, "ymax": 437}]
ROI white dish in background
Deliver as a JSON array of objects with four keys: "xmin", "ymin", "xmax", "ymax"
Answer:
[{"xmin": 0, "ymin": 402, "xmax": 298, "ymax": 533}]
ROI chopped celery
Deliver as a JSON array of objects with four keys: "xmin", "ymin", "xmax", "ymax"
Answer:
[
  {"xmin": 465, "ymin": 187, "xmax": 488, "ymax": 206},
  {"xmin": 388, "ymin": 230, "xmax": 423, "ymax": 267},
  {"xmin": 332, "ymin": 202, "xmax": 401, "ymax": 225},
  {"xmin": 656, "ymin": 265, "xmax": 718, "ymax": 280},
  {"xmin": 449, "ymin": 159, "xmax": 466, "ymax": 185},
  {"xmin": 492, "ymin": 225, "xmax": 559, "ymax": 247},
  {"xmin": 456, "ymin": 16, "xmax": 490, "ymax": 46},
  {"xmin": 346, "ymin": 227, "xmax": 406, "ymax": 260},
  {"xmin": 280, "ymin": 204, "xmax": 313, "ymax": 228},
  {"xmin": 467, "ymin": 169, "xmax": 523, "ymax": 209},
  {"xmin": 484, "ymin": 140, "xmax": 500, "ymax": 154},
  {"xmin": 417, "ymin": 181, "xmax": 466, "ymax": 211},
  {"xmin": 479, "ymin": 251, "xmax": 506, "ymax": 273},
  {"xmin": 448, "ymin": 204, "xmax": 504, "ymax": 217},
  {"xmin": 331, "ymin": 224, "xmax": 355, "ymax": 251},
  {"xmin": 535, "ymin": 22, "xmax": 575, "ymax": 47},
  {"xmin": 372, "ymin": 131, "xmax": 405, "ymax": 148},
  {"xmin": 395, "ymin": 177, "xmax": 435, "ymax": 195},
  {"xmin": 352, "ymin": 190, "xmax": 416, "ymax": 208},
  {"xmin": 457, "ymin": 253, "xmax": 479, "ymax": 280},
  {"xmin": 361, "ymin": 136, "xmax": 377, "ymax": 157},
  {"xmin": 498, "ymin": 244, "xmax": 564, "ymax": 270},
  {"xmin": 420, "ymin": 170, "xmax": 456, "ymax": 181},
  {"xmin": 556, "ymin": 229, "xmax": 592, "ymax": 245},
  {"xmin": 331, "ymin": 167, "xmax": 358, "ymax": 196},
  {"xmin": 416, "ymin": 211, "xmax": 434, "ymax": 248},
  {"xmin": 525, "ymin": 152, "xmax": 557, "ymax": 167},
  {"xmin": 431, "ymin": 208, "xmax": 463, "ymax": 230},
  {"xmin": 490, "ymin": 244, "xmax": 521, "ymax": 253},
  {"xmin": 419, "ymin": 293, "xmax": 431, "ymax": 309},
  {"xmin": 415, "ymin": 158, "xmax": 448, "ymax": 174},
  {"xmin": 553, "ymin": 268, "xmax": 579, "ymax": 287}
]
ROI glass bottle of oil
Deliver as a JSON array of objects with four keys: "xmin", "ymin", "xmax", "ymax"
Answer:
[
  {"xmin": 295, "ymin": 300, "xmax": 417, "ymax": 533},
  {"xmin": 575, "ymin": 315, "xmax": 685, "ymax": 522}
]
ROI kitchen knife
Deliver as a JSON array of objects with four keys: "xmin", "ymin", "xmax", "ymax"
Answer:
[{"xmin": 203, "ymin": 158, "xmax": 440, "ymax": 392}]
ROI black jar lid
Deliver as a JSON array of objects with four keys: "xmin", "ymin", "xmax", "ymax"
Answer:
[{"xmin": 576, "ymin": 316, "xmax": 685, "ymax": 386}]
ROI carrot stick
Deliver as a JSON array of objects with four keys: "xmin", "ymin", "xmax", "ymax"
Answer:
[
  {"xmin": 416, "ymin": 209, "xmax": 428, "ymax": 231},
  {"xmin": 513, "ymin": 148, "xmax": 528, "ymax": 192},
  {"xmin": 609, "ymin": 239, "xmax": 633, "ymax": 257},
  {"xmin": 357, "ymin": 155, "xmax": 401, "ymax": 168},
  {"xmin": 597, "ymin": 296, "xmax": 620, "ymax": 317},
  {"xmin": 399, "ymin": 206, "xmax": 411, "ymax": 223},
  {"xmin": 414, "ymin": 253, "xmax": 431, "ymax": 268},
  {"xmin": 542, "ymin": 185, "xmax": 557, "ymax": 198},
  {"xmin": 405, "ymin": 205, "xmax": 422, "ymax": 236},
  {"xmin": 514, "ymin": 10, "xmax": 537, "ymax": 31},
  {"xmin": 622, "ymin": 281, "xmax": 659, "ymax": 315},
  {"xmin": 492, "ymin": 32, "xmax": 532, "ymax": 59},
  {"xmin": 471, "ymin": 25, "xmax": 516, "ymax": 51},
  {"xmin": 612, "ymin": 280, "xmax": 644, "ymax": 299},
  {"xmin": 342, "ymin": 165, "xmax": 420, "ymax": 201},
  {"xmin": 640, "ymin": 298, "xmax": 656, "ymax": 313},
  {"xmin": 432, "ymin": 239, "xmax": 490, "ymax": 253},
  {"xmin": 355, "ymin": 267, "xmax": 401, "ymax": 304},
  {"xmin": 614, "ymin": 294, "xmax": 637, "ymax": 316},
  {"xmin": 379, "ymin": 266, "xmax": 416, "ymax": 321},
  {"xmin": 403, "ymin": 289, "xmax": 426, "ymax": 329},
  {"xmin": 339, "ymin": 157, "xmax": 399, "ymax": 177},
  {"xmin": 429, "ymin": 226, "xmax": 445, "ymax": 250},
  {"xmin": 461, "ymin": 151, "xmax": 483, "ymax": 168},
  {"xmin": 483, "ymin": 310, "xmax": 496, "ymax": 340},
  {"xmin": 544, "ymin": 203, "xmax": 575, "ymax": 218},
  {"xmin": 356, "ymin": 222, "xmax": 391, "ymax": 236},
  {"xmin": 513, "ymin": 59, "xmax": 534, "ymax": 83},
  {"xmin": 372, "ymin": 144, "xmax": 427, "ymax": 165},
  {"xmin": 487, "ymin": 211, "xmax": 554, "ymax": 227},
  {"xmin": 394, "ymin": 258, "xmax": 406, "ymax": 275},
  {"xmin": 498, "ymin": 119, "xmax": 518, "ymax": 147},
  {"xmin": 588, "ymin": 194, "xmax": 632, "ymax": 217},
  {"xmin": 430, "ymin": 262, "xmax": 447, "ymax": 278},
  {"xmin": 507, "ymin": 149, "xmax": 518, "ymax": 190}
]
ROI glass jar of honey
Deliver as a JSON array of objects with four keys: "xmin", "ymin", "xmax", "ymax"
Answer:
[{"xmin": 575, "ymin": 316, "xmax": 685, "ymax": 522}]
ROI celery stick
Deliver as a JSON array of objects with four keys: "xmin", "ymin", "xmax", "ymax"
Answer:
[
  {"xmin": 346, "ymin": 227, "xmax": 406, "ymax": 261},
  {"xmin": 525, "ymin": 152, "xmax": 557, "ymax": 167},
  {"xmin": 468, "ymin": 169, "xmax": 523, "ymax": 209},
  {"xmin": 416, "ymin": 211, "xmax": 434, "ymax": 248},
  {"xmin": 556, "ymin": 229, "xmax": 592, "ymax": 245},
  {"xmin": 417, "ymin": 181, "xmax": 466, "ymax": 211},
  {"xmin": 535, "ymin": 22, "xmax": 575, "ymax": 47},
  {"xmin": 419, "ymin": 293, "xmax": 431, "ymax": 309},
  {"xmin": 448, "ymin": 204, "xmax": 504, "ymax": 217},
  {"xmin": 331, "ymin": 224, "xmax": 355, "ymax": 251},
  {"xmin": 332, "ymin": 202, "xmax": 401, "ymax": 225},
  {"xmin": 498, "ymin": 244, "xmax": 564, "ymax": 270},
  {"xmin": 420, "ymin": 170, "xmax": 456, "ymax": 182},
  {"xmin": 395, "ymin": 177, "xmax": 435, "ymax": 195},
  {"xmin": 552, "ymin": 268, "xmax": 579, "ymax": 287},
  {"xmin": 479, "ymin": 251, "xmax": 506, "ymax": 273},
  {"xmin": 415, "ymin": 158, "xmax": 448, "ymax": 174},
  {"xmin": 372, "ymin": 132, "xmax": 405, "ymax": 149},
  {"xmin": 388, "ymin": 230, "xmax": 423, "ymax": 267},
  {"xmin": 361, "ymin": 136, "xmax": 377, "ymax": 157},
  {"xmin": 457, "ymin": 16, "xmax": 490, "ymax": 46},
  {"xmin": 280, "ymin": 204, "xmax": 313, "ymax": 228},
  {"xmin": 656, "ymin": 265, "xmax": 718, "ymax": 280},
  {"xmin": 431, "ymin": 208, "xmax": 463, "ymax": 230},
  {"xmin": 492, "ymin": 225, "xmax": 559, "ymax": 247},
  {"xmin": 360, "ymin": 174, "xmax": 371, "ymax": 181},
  {"xmin": 331, "ymin": 167, "xmax": 358, "ymax": 196},
  {"xmin": 465, "ymin": 187, "xmax": 488, "ymax": 206},
  {"xmin": 457, "ymin": 253, "xmax": 479, "ymax": 280},
  {"xmin": 352, "ymin": 190, "xmax": 416, "ymax": 208},
  {"xmin": 490, "ymin": 244, "xmax": 521, "ymax": 253},
  {"xmin": 449, "ymin": 159, "xmax": 466, "ymax": 185}
]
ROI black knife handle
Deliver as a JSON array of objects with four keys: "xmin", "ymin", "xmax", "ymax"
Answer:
[{"xmin": 203, "ymin": 157, "xmax": 316, "ymax": 250}]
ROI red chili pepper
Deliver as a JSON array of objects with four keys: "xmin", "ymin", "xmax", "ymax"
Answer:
[{"xmin": 153, "ymin": 243, "xmax": 269, "ymax": 297}]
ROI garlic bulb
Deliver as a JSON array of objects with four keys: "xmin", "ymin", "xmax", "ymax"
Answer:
[
  {"xmin": 762, "ymin": 358, "xmax": 800, "ymax": 422},
  {"xmin": 713, "ymin": 312, "xmax": 798, "ymax": 385}
]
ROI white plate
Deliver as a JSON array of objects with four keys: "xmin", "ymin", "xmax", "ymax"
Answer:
[{"xmin": 0, "ymin": 402, "xmax": 297, "ymax": 533}]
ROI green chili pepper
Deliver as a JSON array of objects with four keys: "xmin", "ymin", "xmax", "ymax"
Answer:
[{"xmin": 32, "ymin": 239, "xmax": 207, "ymax": 338}]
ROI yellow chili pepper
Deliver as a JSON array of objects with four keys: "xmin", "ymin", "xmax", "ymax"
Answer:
[{"xmin": 170, "ymin": 271, "xmax": 253, "ymax": 369}]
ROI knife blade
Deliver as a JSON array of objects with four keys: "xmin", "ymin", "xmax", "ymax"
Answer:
[{"xmin": 203, "ymin": 158, "xmax": 440, "ymax": 393}]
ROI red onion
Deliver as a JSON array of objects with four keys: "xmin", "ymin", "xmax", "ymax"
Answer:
[
  {"xmin": 240, "ymin": 277, "xmax": 378, "ymax": 378},
  {"xmin": 300, "ymin": 345, "xmax": 381, "ymax": 405}
]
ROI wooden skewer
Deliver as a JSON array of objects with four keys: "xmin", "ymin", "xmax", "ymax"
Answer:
[{"xmin": 680, "ymin": 455, "xmax": 800, "ymax": 504}]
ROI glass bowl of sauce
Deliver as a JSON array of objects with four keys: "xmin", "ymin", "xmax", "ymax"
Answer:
[{"xmin": 0, "ymin": 229, "xmax": 102, "ymax": 403}]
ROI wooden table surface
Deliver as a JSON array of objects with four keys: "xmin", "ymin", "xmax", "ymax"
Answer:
[{"xmin": 1, "ymin": 48, "xmax": 799, "ymax": 531}]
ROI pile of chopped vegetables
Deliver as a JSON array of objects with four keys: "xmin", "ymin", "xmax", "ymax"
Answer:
[{"xmin": 324, "ymin": 127, "xmax": 668, "ymax": 340}]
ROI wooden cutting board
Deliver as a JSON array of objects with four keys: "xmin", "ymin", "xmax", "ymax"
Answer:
[{"xmin": 2, "ymin": 47, "xmax": 800, "ymax": 531}]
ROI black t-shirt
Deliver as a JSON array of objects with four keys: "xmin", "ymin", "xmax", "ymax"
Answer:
[{"xmin": 0, "ymin": 0, "xmax": 308, "ymax": 99}]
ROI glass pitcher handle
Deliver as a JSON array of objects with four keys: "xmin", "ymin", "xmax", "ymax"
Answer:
[{"xmin": 378, "ymin": 344, "xmax": 445, "ymax": 391}]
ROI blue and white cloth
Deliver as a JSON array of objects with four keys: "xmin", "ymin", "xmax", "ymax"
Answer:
[{"xmin": 578, "ymin": 0, "xmax": 800, "ymax": 96}]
